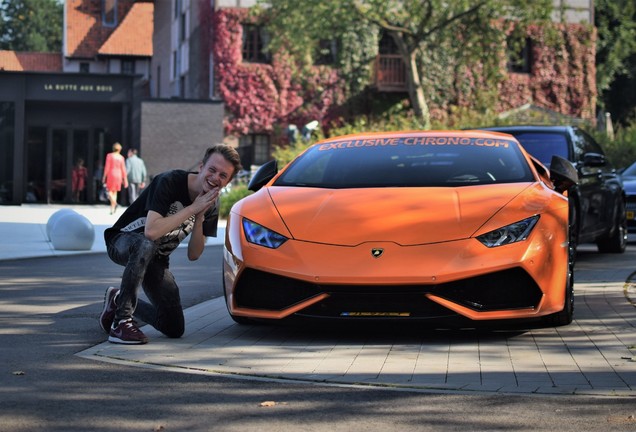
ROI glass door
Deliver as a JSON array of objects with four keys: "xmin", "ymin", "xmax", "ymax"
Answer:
[
  {"xmin": 25, "ymin": 126, "xmax": 93, "ymax": 203},
  {"xmin": 50, "ymin": 129, "xmax": 69, "ymax": 202},
  {"xmin": 25, "ymin": 127, "xmax": 47, "ymax": 202}
]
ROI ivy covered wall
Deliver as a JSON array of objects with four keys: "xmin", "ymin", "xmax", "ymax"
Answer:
[
  {"xmin": 211, "ymin": 8, "xmax": 596, "ymax": 138},
  {"xmin": 212, "ymin": 8, "xmax": 345, "ymax": 136},
  {"xmin": 498, "ymin": 23, "xmax": 596, "ymax": 120}
]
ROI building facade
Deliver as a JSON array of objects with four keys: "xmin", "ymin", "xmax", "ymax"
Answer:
[
  {"xmin": 0, "ymin": 0, "xmax": 225, "ymax": 205},
  {"xmin": 0, "ymin": 71, "xmax": 145, "ymax": 205},
  {"xmin": 0, "ymin": 0, "xmax": 153, "ymax": 205}
]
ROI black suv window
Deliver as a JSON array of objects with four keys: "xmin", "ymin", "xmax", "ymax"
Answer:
[
  {"xmin": 572, "ymin": 128, "xmax": 605, "ymax": 162},
  {"xmin": 505, "ymin": 132, "xmax": 569, "ymax": 166}
]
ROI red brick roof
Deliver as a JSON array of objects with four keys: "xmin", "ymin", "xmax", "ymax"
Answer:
[
  {"xmin": 0, "ymin": 51, "xmax": 63, "ymax": 72},
  {"xmin": 99, "ymin": 3, "xmax": 153, "ymax": 56},
  {"xmin": 66, "ymin": 0, "xmax": 153, "ymax": 59}
]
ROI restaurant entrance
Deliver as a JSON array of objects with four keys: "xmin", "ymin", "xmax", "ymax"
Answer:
[{"xmin": 0, "ymin": 71, "xmax": 141, "ymax": 205}]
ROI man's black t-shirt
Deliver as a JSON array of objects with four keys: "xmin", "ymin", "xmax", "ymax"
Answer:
[{"xmin": 104, "ymin": 170, "xmax": 219, "ymax": 256}]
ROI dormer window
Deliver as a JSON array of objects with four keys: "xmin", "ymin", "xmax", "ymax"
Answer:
[{"xmin": 103, "ymin": 0, "xmax": 117, "ymax": 27}]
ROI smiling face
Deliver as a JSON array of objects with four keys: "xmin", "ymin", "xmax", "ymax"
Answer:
[{"xmin": 196, "ymin": 152, "xmax": 235, "ymax": 194}]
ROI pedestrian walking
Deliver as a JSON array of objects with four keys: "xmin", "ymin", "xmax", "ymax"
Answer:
[
  {"xmin": 99, "ymin": 144, "xmax": 242, "ymax": 344},
  {"xmin": 71, "ymin": 158, "xmax": 88, "ymax": 203},
  {"xmin": 102, "ymin": 142, "xmax": 128, "ymax": 214},
  {"xmin": 125, "ymin": 148, "xmax": 147, "ymax": 204}
]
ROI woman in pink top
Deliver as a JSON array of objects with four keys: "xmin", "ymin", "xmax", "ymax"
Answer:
[{"xmin": 102, "ymin": 142, "xmax": 128, "ymax": 214}]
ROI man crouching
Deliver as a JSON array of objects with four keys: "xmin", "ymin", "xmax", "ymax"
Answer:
[{"xmin": 100, "ymin": 145, "xmax": 241, "ymax": 344}]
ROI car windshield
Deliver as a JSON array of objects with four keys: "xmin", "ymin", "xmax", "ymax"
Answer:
[
  {"xmin": 622, "ymin": 163, "xmax": 636, "ymax": 177},
  {"xmin": 506, "ymin": 132, "xmax": 569, "ymax": 166},
  {"xmin": 274, "ymin": 135, "xmax": 535, "ymax": 188}
]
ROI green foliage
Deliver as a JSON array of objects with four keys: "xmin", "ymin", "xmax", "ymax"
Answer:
[
  {"xmin": 272, "ymin": 139, "xmax": 315, "ymax": 167},
  {"xmin": 0, "ymin": 0, "xmax": 63, "ymax": 51},
  {"xmin": 259, "ymin": 0, "xmax": 555, "ymax": 127},
  {"xmin": 595, "ymin": 0, "xmax": 636, "ymax": 95},
  {"xmin": 595, "ymin": 0, "xmax": 636, "ymax": 126},
  {"xmin": 337, "ymin": 20, "xmax": 379, "ymax": 97},
  {"xmin": 220, "ymin": 184, "xmax": 253, "ymax": 218},
  {"xmin": 591, "ymin": 122, "xmax": 636, "ymax": 169}
]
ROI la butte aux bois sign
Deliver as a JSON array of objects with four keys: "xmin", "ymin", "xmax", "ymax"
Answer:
[{"xmin": 44, "ymin": 83, "xmax": 114, "ymax": 93}]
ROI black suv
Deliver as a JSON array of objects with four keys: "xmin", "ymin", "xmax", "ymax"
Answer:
[{"xmin": 480, "ymin": 125, "xmax": 627, "ymax": 253}]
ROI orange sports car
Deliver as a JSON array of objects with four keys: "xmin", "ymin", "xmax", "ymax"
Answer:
[{"xmin": 223, "ymin": 131, "xmax": 578, "ymax": 327}]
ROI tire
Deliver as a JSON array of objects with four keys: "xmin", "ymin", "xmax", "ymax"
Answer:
[
  {"xmin": 568, "ymin": 195, "xmax": 579, "ymax": 262},
  {"xmin": 229, "ymin": 313, "xmax": 252, "ymax": 325},
  {"xmin": 544, "ymin": 274, "xmax": 574, "ymax": 327},
  {"xmin": 544, "ymin": 230, "xmax": 575, "ymax": 327},
  {"xmin": 544, "ymin": 207, "xmax": 575, "ymax": 327},
  {"xmin": 597, "ymin": 199, "xmax": 627, "ymax": 253}
]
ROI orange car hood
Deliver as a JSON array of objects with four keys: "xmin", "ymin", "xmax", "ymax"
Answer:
[{"xmin": 266, "ymin": 184, "xmax": 532, "ymax": 246}]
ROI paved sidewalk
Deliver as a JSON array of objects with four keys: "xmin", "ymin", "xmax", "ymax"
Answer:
[
  {"xmin": 2, "ymin": 205, "xmax": 635, "ymax": 396},
  {"xmin": 0, "ymin": 204, "xmax": 224, "ymax": 261}
]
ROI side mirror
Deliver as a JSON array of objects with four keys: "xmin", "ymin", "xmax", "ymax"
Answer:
[
  {"xmin": 248, "ymin": 160, "xmax": 278, "ymax": 192},
  {"xmin": 550, "ymin": 155, "xmax": 578, "ymax": 194},
  {"xmin": 582, "ymin": 152, "xmax": 606, "ymax": 167}
]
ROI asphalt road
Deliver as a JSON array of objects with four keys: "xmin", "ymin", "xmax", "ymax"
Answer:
[{"xmin": 1, "ymin": 244, "xmax": 635, "ymax": 432}]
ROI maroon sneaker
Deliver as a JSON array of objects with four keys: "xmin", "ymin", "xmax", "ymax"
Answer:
[
  {"xmin": 99, "ymin": 287, "xmax": 119, "ymax": 334},
  {"xmin": 109, "ymin": 319, "xmax": 148, "ymax": 345}
]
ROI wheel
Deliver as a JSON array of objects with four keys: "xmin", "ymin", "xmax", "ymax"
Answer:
[
  {"xmin": 544, "ymin": 272, "xmax": 574, "ymax": 327},
  {"xmin": 229, "ymin": 313, "xmax": 252, "ymax": 325},
  {"xmin": 597, "ymin": 199, "xmax": 627, "ymax": 253},
  {"xmin": 568, "ymin": 195, "xmax": 579, "ymax": 257}
]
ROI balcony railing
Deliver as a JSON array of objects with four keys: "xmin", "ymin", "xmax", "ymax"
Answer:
[{"xmin": 373, "ymin": 54, "xmax": 407, "ymax": 92}]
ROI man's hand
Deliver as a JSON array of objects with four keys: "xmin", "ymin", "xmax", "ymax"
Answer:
[
  {"xmin": 145, "ymin": 186, "xmax": 220, "ymax": 241},
  {"xmin": 186, "ymin": 187, "xmax": 220, "ymax": 260},
  {"xmin": 190, "ymin": 187, "xmax": 219, "ymax": 218}
]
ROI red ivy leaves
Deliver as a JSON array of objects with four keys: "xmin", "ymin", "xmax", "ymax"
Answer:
[
  {"xmin": 212, "ymin": 8, "xmax": 345, "ymax": 136},
  {"xmin": 498, "ymin": 23, "xmax": 596, "ymax": 119}
]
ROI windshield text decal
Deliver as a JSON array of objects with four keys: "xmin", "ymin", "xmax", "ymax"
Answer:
[{"xmin": 318, "ymin": 136, "xmax": 511, "ymax": 151}]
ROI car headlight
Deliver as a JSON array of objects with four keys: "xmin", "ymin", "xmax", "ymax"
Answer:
[
  {"xmin": 242, "ymin": 218, "xmax": 288, "ymax": 249},
  {"xmin": 476, "ymin": 215, "xmax": 540, "ymax": 247}
]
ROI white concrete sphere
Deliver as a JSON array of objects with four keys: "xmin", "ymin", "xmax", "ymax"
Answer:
[
  {"xmin": 46, "ymin": 209, "xmax": 78, "ymax": 241},
  {"xmin": 49, "ymin": 212, "xmax": 95, "ymax": 250}
]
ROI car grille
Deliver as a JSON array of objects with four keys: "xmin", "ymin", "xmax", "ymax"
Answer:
[
  {"xmin": 427, "ymin": 267, "xmax": 542, "ymax": 311},
  {"xmin": 234, "ymin": 267, "xmax": 543, "ymax": 317}
]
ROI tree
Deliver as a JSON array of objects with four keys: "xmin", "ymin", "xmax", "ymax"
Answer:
[
  {"xmin": 595, "ymin": 0, "xmax": 636, "ymax": 124},
  {"xmin": 0, "ymin": 0, "xmax": 63, "ymax": 52},
  {"xmin": 258, "ymin": 0, "xmax": 554, "ymax": 129}
]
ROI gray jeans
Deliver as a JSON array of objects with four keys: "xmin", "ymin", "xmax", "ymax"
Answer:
[
  {"xmin": 106, "ymin": 232, "xmax": 184, "ymax": 338},
  {"xmin": 128, "ymin": 183, "xmax": 143, "ymax": 204}
]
